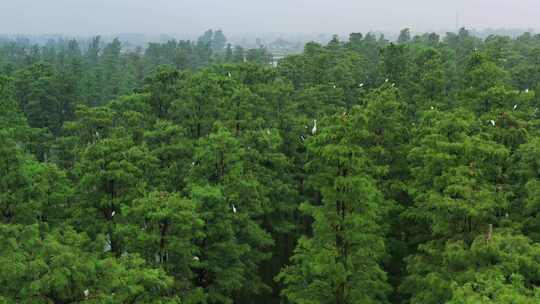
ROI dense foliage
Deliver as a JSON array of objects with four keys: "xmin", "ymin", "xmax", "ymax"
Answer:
[{"xmin": 2, "ymin": 28, "xmax": 540, "ymax": 303}]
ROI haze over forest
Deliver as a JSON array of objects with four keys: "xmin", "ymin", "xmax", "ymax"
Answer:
[
  {"xmin": 2, "ymin": 0, "xmax": 540, "ymax": 36},
  {"xmin": 5, "ymin": 1, "xmax": 540, "ymax": 304}
]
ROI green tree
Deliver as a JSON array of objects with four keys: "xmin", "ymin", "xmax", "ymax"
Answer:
[{"xmin": 278, "ymin": 113, "xmax": 391, "ymax": 304}]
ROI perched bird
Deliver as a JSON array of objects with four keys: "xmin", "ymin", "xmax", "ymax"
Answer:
[
  {"xmin": 300, "ymin": 135, "xmax": 306, "ymax": 141},
  {"xmin": 193, "ymin": 256, "xmax": 200, "ymax": 261},
  {"xmin": 84, "ymin": 289, "xmax": 89, "ymax": 298},
  {"xmin": 385, "ymin": 78, "xmax": 389, "ymax": 83},
  {"xmin": 266, "ymin": 129, "xmax": 271, "ymax": 135},
  {"xmin": 111, "ymin": 211, "xmax": 116, "ymax": 217},
  {"xmin": 430, "ymin": 106, "xmax": 435, "ymax": 110},
  {"xmin": 359, "ymin": 83, "xmax": 364, "ymax": 88},
  {"xmin": 232, "ymin": 204, "xmax": 237, "ymax": 214},
  {"xmin": 228, "ymin": 72, "xmax": 232, "ymax": 78},
  {"xmin": 311, "ymin": 119, "xmax": 317, "ymax": 135},
  {"xmin": 490, "ymin": 120, "xmax": 496, "ymax": 126},
  {"xmin": 391, "ymin": 83, "xmax": 396, "ymax": 87},
  {"xmin": 525, "ymin": 88, "xmax": 530, "ymax": 93},
  {"xmin": 191, "ymin": 162, "xmax": 195, "ymax": 166},
  {"xmin": 513, "ymin": 104, "xmax": 518, "ymax": 110},
  {"xmin": 333, "ymin": 84, "xmax": 337, "ymax": 89}
]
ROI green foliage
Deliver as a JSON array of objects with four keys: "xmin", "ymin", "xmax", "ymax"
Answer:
[
  {"xmin": 5, "ymin": 29, "xmax": 540, "ymax": 304},
  {"xmin": 0, "ymin": 224, "xmax": 178, "ymax": 303}
]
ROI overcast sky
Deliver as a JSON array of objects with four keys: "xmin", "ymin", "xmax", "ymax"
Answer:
[{"xmin": 2, "ymin": 0, "xmax": 540, "ymax": 36}]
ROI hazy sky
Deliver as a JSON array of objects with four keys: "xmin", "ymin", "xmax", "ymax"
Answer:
[{"xmin": 2, "ymin": 0, "xmax": 540, "ymax": 35}]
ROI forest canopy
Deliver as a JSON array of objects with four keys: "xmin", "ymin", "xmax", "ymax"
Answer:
[{"xmin": 2, "ymin": 28, "xmax": 540, "ymax": 303}]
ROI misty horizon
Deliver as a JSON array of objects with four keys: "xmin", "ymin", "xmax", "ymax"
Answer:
[{"xmin": 3, "ymin": 0, "xmax": 540, "ymax": 37}]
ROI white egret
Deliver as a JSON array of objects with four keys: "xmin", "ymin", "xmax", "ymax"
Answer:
[
  {"xmin": 430, "ymin": 106, "xmax": 434, "ymax": 110},
  {"xmin": 232, "ymin": 204, "xmax": 237, "ymax": 214},
  {"xmin": 525, "ymin": 88, "xmax": 530, "ymax": 93},
  {"xmin": 193, "ymin": 256, "xmax": 200, "ymax": 261},
  {"xmin": 513, "ymin": 104, "xmax": 518, "ymax": 110},
  {"xmin": 385, "ymin": 78, "xmax": 389, "ymax": 82},
  {"xmin": 311, "ymin": 119, "xmax": 317, "ymax": 135},
  {"xmin": 266, "ymin": 129, "xmax": 271, "ymax": 135},
  {"xmin": 359, "ymin": 83, "xmax": 364, "ymax": 87},
  {"xmin": 84, "ymin": 289, "xmax": 89, "ymax": 298},
  {"xmin": 490, "ymin": 120, "xmax": 496, "ymax": 126},
  {"xmin": 111, "ymin": 211, "xmax": 116, "ymax": 217},
  {"xmin": 228, "ymin": 72, "xmax": 232, "ymax": 78}
]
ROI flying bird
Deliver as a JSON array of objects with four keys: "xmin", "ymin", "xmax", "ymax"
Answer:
[{"xmin": 311, "ymin": 119, "xmax": 317, "ymax": 135}]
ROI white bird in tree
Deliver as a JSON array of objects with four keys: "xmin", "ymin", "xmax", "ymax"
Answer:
[
  {"xmin": 232, "ymin": 204, "xmax": 237, "ymax": 214},
  {"xmin": 430, "ymin": 106, "xmax": 435, "ymax": 110},
  {"xmin": 111, "ymin": 211, "xmax": 116, "ymax": 217},
  {"xmin": 514, "ymin": 104, "xmax": 518, "ymax": 110},
  {"xmin": 311, "ymin": 119, "xmax": 317, "ymax": 135},
  {"xmin": 84, "ymin": 289, "xmax": 89, "ymax": 298},
  {"xmin": 490, "ymin": 120, "xmax": 496, "ymax": 127},
  {"xmin": 333, "ymin": 84, "xmax": 337, "ymax": 89},
  {"xmin": 193, "ymin": 256, "xmax": 200, "ymax": 261},
  {"xmin": 525, "ymin": 88, "xmax": 530, "ymax": 93},
  {"xmin": 359, "ymin": 83, "xmax": 364, "ymax": 87},
  {"xmin": 266, "ymin": 129, "xmax": 271, "ymax": 135},
  {"xmin": 228, "ymin": 72, "xmax": 232, "ymax": 78},
  {"xmin": 385, "ymin": 78, "xmax": 389, "ymax": 83}
]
